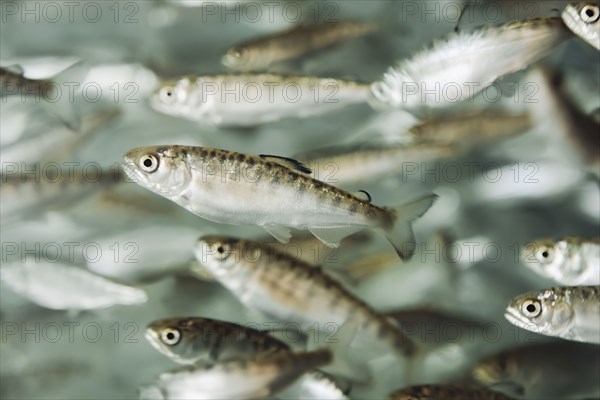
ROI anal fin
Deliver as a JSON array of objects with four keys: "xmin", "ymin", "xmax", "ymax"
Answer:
[
  {"xmin": 263, "ymin": 225, "xmax": 292, "ymax": 243},
  {"xmin": 309, "ymin": 226, "xmax": 363, "ymax": 248}
]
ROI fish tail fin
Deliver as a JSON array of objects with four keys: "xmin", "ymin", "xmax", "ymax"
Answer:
[
  {"xmin": 385, "ymin": 194, "xmax": 438, "ymax": 260},
  {"xmin": 43, "ymin": 61, "xmax": 88, "ymax": 131}
]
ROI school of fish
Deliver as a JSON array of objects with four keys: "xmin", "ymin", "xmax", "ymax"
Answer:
[{"xmin": 1, "ymin": 1, "xmax": 599, "ymax": 399}]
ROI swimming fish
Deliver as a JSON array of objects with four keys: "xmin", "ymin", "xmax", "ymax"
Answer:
[
  {"xmin": 473, "ymin": 342, "xmax": 600, "ymax": 399},
  {"xmin": 0, "ymin": 167, "xmax": 122, "ymax": 224},
  {"xmin": 389, "ymin": 384, "xmax": 515, "ymax": 400},
  {"xmin": 123, "ymin": 145, "xmax": 437, "ymax": 260},
  {"xmin": 194, "ymin": 236, "xmax": 419, "ymax": 359},
  {"xmin": 145, "ymin": 317, "xmax": 291, "ymax": 364},
  {"xmin": 149, "ymin": 74, "xmax": 370, "ymax": 127},
  {"xmin": 0, "ymin": 261, "xmax": 147, "ymax": 310},
  {"xmin": 504, "ymin": 286, "xmax": 600, "ymax": 344},
  {"xmin": 521, "ymin": 237, "xmax": 600, "ymax": 285},
  {"xmin": 562, "ymin": 1, "xmax": 600, "ymax": 49},
  {"xmin": 295, "ymin": 142, "xmax": 455, "ymax": 186},
  {"xmin": 0, "ymin": 62, "xmax": 86, "ymax": 129},
  {"xmin": 140, "ymin": 349, "xmax": 332, "ymax": 400},
  {"xmin": 222, "ymin": 21, "xmax": 378, "ymax": 71},
  {"xmin": 370, "ymin": 17, "xmax": 571, "ymax": 113},
  {"xmin": 145, "ymin": 317, "xmax": 349, "ymax": 399}
]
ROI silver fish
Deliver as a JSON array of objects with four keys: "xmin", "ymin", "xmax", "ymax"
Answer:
[
  {"xmin": 389, "ymin": 384, "xmax": 515, "ymax": 400},
  {"xmin": 222, "ymin": 21, "xmax": 378, "ymax": 71},
  {"xmin": 0, "ymin": 168, "xmax": 122, "ymax": 224},
  {"xmin": 521, "ymin": 237, "xmax": 600, "ymax": 285},
  {"xmin": 141, "ymin": 349, "xmax": 332, "ymax": 400},
  {"xmin": 406, "ymin": 112, "xmax": 533, "ymax": 145},
  {"xmin": 0, "ymin": 261, "xmax": 147, "ymax": 310},
  {"xmin": 505, "ymin": 286, "xmax": 600, "ymax": 344},
  {"xmin": 473, "ymin": 342, "xmax": 600, "ymax": 399},
  {"xmin": 370, "ymin": 18, "xmax": 572, "ymax": 113},
  {"xmin": 562, "ymin": 2, "xmax": 600, "ymax": 49},
  {"xmin": 145, "ymin": 317, "xmax": 291, "ymax": 364},
  {"xmin": 150, "ymin": 74, "xmax": 370, "ymax": 127},
  {"xmin": 145, "ymin": 317, "xmax": 348, "ymax": 399},
  {"xmin": 194, "ymin": 236, "xmax": 419, "ymax": 358},
  {"xmin": 295, "ymin": 142, "xmax": 455, "ymax": 186},
  {"xmin": 123, "ymin": 145, "xmax": 437, "ymax": 260}
]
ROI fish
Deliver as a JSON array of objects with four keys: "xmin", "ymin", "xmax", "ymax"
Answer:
[
  {"xmin": 0, "ymin": 62, "xmax": 87, "ymax": 129},
  {"xmin": 145, "ymin": 317, "xmax": 349, "ymax": 399},
  {"xmin": 194, "ymin": 236, "xmax": 419, "ymax": 359},
  {"xmin": 294, "ymin": 142, "xmax": 455, "ymax": 186},
  {"xmin": 140, "ymin": 349, "xmax": 332, "ymax": 400},
  {"xmin": 123, "ymin": 145, "xmax": 437, "ymax": 260},
  {"xmin": 370, "ymin": 17, "xmax": 572, "ymax": 113},
  {"xmin": 1, "ymin": 107, "xmax": 121, "ymax": 165},
  {"xmin": 562, "ymin": 1, "xmax": 600, "ymax": 49},
  {"xmin": 406, "ymin": 112, "xmax": 533, "ymax": 145},
  {"xmin": 222, "ymin": 21, "xmax": 378, "ymax": 71},
  {"xmin": 145, "ymin": 317, "xmax": 292, "ymax": 364},
  {"xmin": 389, "ymin": 384, "xmax": 515, "ymax": 400},
  {"xmin": 473, "ymin": 342, "xmax": 600, "ymax": 399},
  {"xmin": 504, "ymin": 286, "xmax": 600, "ymax": 344},
  {"xmin": 149, "ymin": 74, "xmax": 370, "ymax": 127},
  {"xmin": 0, "ymin": 167, "xmax": 123, "ymax": 224},
  {"xmin": 0, "ymin": 261, "xmax": 147, "ymax": 310},
  {"xmin": 520, "ymin": 237, "xmax": 600, "ymax": 285}
]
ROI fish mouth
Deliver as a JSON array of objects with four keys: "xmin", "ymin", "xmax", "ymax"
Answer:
[
  {"xmin": 121, "ymin": 157, "xmax": 150, "ymax": 187},
  {"xmin": 504, "ymin": 307, "xmax": 533, "ymax": 330},
  {"xmin": 145, "ymin": 328, "xmax": 170, "ymax": 355}
]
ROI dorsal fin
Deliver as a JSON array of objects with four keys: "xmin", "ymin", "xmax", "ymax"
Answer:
[
  {"xmin": 259, "ymin": 155, "xmax": 312, "ymax": 174},
  {"xmin": 352, "ymin": 190, "xmax": 372, "ymax": 203}
]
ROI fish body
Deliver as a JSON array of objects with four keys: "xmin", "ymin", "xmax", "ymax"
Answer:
[
  {"xmin": 123, "ymin": 145, "xmax": 437, "ymax": 260},
  {"xmin": 370, "ymin": 17, "xmax": 571, "ymax": 112},
  {"xmin": 407, "ymin": 113, "xmax": 533, "ymax": 145},
  {"xmin": 0, "ymin": 261, "xmax": 147, "ymax": 310},
  {"xmin": 222, "ymin": 21, "xmax": 378, "ymax": 71},
  {"xmin": 505, "ymin": 286, "xmax": 600, "ymax": 344},
  {"xmin": 295, "ymin": 142, "xmax": 454, "ymax": 185},
  {"xmin": 194, "ymin": 236, "xmax": 418, "ymax": 357},
  {"xmin": 562, "ymin": 2, "xmax": 600, "ymax": 49},
  {"xmin": 142, "ymin": 349, "xmax": 332, "ymax": 400},
  {"xmin": 521, "ymin": 237, "xmax": 600, "ymax": 285},
  {"xmin": 473, "ymin": 342, "xmax": 600, "ymax": 399},
  {"xmin": 389, "ymin": 384, "xmax": 515, "ymax": 400},
  {"xmin": 145, "ymin": 317, "xmax": 291, "ymax": 364},
  {"xmin": 0, "ymin": 168, "xmax": 122, "ymax": 223},
  {"xmin": 145, "ymin": 317, "xmax": 348, "ymax": 399},
  {"xmin": 150, "ymin": 74, "xmax": 370, "ymax": 127}
]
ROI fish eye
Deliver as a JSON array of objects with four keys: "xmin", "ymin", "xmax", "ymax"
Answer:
[
  {"xmin": 160, "ymin": 328, "xmax": 181, "ymax": 346},
  {"xmin": 159, "ymin": 86, "xmax": 176, "ymax": 103},
  {"xmin": 217, "ymin": 246, "xmax": 224, "ymax": 254},
  {"xmin": 581, "ymin": 5, "xmax": 600, "ymax": 23},
  {"xmin": 522, "ymin": 299, "xmax": 542, "ymax": 318},
  {"xmin": 537, "ymin": 246, "xmax": 554, "ymax": 262},
  {"xmin": 139, "ymin": 154, "xmax": 159, "ymax": 173}
]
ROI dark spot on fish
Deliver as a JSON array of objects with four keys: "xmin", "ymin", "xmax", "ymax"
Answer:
[
  {"xmin": 247, "ymin": 158, "xmax": 255, "ymax": 167},
  {"xmin": 219, "ymin": 154, "xmax": 227, "ymax": 162},
  {"xmin": 236, "ymin": 154, "xmax": 244, "ymax": 162},
  {"xmin": 297, "ymin": 183, "xmax": 306, "ymax": 192},
  {"xmin": 209, "ymin": 150, "xmax": 217, "ymax": 158},
  {"xmin": 349, "ymin": 204, "xmax": 358, "ymax": 213},
  {"xmin": 181, "ymin": 149, "xmax": 188, "ymax": 157},
  {"xmin": 155, "ymin": 146, "xmax": 168, "ymax": 155}
]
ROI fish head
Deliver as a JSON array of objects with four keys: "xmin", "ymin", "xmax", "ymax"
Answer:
[
  {"xmin": 521, "ymin": 239, "xmax": 566, "ymax": 280},
  {"xmin": 473, "ymin": 352, "xmax": 514, "ymax": 387},
  {"xmin": 145, "ymin": 318, "xmax": 211, "ymax": 364},
  {"xmin": 194, "ymin": 236, "xmax": 245, "ymax": 278},
  {"xmin": 150, "ymin": 77, "xmax": 200, "ymax": 118},
  {"xmin": 562, "ymin": 2, "xmax": 600, "ymax": 48},
  {"xmin": 221, "ymin": 47, "xmax": 261, "ymax": 71},
  {"xmin": 504, "ymin": 289, "xmax": 574, "ymax": 337},
  {"xmin": 123, "ymin": 146, "xmax": 192, "ymax": 197}
]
